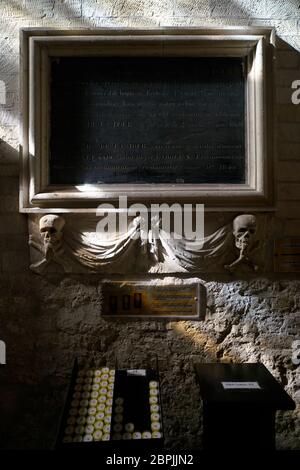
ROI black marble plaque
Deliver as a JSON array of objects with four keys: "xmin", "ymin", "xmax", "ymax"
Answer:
[{"xmin": 49, "ymin": 57, "xmax": 246, "ymax": 185}]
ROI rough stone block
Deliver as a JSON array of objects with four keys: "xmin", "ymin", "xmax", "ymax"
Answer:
[
  {"xmin": 276, "ymin": 69, "xmax": 300, "ymax": 87},
  {"xmin": 210, "ymin": 16, "xmax": 250, "ymax": 25},
  {"xmin": 0, "ymin": 1, "xmax": 73, "ymax": 21},
  {"xmin": 0, "ymin": 126, "xmax": 19, "ymax": 156},
  {"xmin": 277, "ymin": 162, "xmax": 300, "ymax": 182},
  {"xmin": 82, "ymin": 0, "xmax": 164, "ymax": 18},
  {"xmin": 277, "ymin": 50, "xmax": 300, "ymax": 69},
  {"xmin": 0, "ymin": 99, "xmax": 19, "ymax": 127},
  {"xmin": 278, "ymin": 183, "xmax": 300, "ymax": 200},
  {"xmin": 0, "ymin": 20, "xmax": 19, "ymax": 53},
  {"xmin": 172, "ymin": 0, "xmax": 212, "ymax": 18},
  {"xmin": 0, "ymin": 164, "xmax": 19, "ymax": 177},
  {"xmin": 0, "ymin": 176, "xmax": 18, "ymax": 195},
  {"xmin": 0, "ymin": 234, "xmax": 27, "ymax": 251},
  {"xmin": 1, "ymin": 250, "xmax": 28, "ymax": 272},
  {"xmin": 53, "ymin": 0, "xmax": 82, "ymax": 18},
  {"xmin": 278, "ymin": 142, "xmax": 300, "ymax": 160},
  {"xmin": 265, "ymin": 0, "xmax": 300, "ymax": 19},
  {"xmin": 284, "ymin": 219, "xmax": 300, "ymax": 236},
  {"xmin": 276, "ymin": 201, "xmax": 300, "ymax": 218},
  {"xmin": 19, "ymin": 1, "xmax": 56, "ymax": 19},
  {"xmin": 0, "ymin": 53, "xmax": 19, "ymax": 85},
  {"xmin": 156, "ymin": 16, "xmax": 195, "ymax": 26},
  {"xmin": 0, "ymin": 145, "xmax": 19, "ymax": 170},
  {"xmin": 278, "ymin": 35, "xmax": 300, "ymax": 53},
  {"xmin": 210, "ymin": 0, "xmax": 266, "ymax": 18},
  {"xmin": 276, "ymin": 86, "xmax": 294, "ymax": 105},
  {"xmin": 277, "ymin": 104, "xmax": 300, "ymax": 123},
  {"xmin": 0, "ymin": 214, "xmax": 27, "ymax": 235},
  {"xmin": 0, "ymin": 73, "xmax": 19, "ymax": 99},
  {"xmin": 250, "ymin": 19, "xmax": 299, "ymax": 36},
  {"xmin": 0, "ymin": 1, "xmax": 26, "ymax": 18},
  {"xmin": 1, "ymin": 195, "xmax": 19, "ymax": 212},
  {"xmin": 278, "ymin": 123, "xmax": 300, "ymax": 142}
]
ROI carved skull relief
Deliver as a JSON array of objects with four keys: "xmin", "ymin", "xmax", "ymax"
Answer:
[
  {"xmin": 224, "ymin": 214, "xmax": 259, "ymax": 273},
  {"xmin": 39, "ymin": 214, "xmax": 65, "ymax": 257},
  {"xmin": 233, "ymin": 214, "xmax": 257, "ymax": 255}
]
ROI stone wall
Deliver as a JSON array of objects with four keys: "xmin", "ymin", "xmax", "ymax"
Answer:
[{"xmin": 0, "ymin": 0, "xmax": 299, "ymax": 449}]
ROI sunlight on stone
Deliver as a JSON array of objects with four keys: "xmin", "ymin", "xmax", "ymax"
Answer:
[
  {"xmin": 172, "ymin": 321, "xmax": 232, "ymax": 360},
  {"xmin": 231, "ymin": 0, "xmax": 300, "ymax": 52},
  {"xmin": 0, "ymin": 80, "xmax": 6, "ymax": 105},
  {"xmin": 0, "ymin": 125, "xmax": 19, "ymax": 151},
  {"xmin": 0, "ymin": 109, "xmax": 19, "ymax": 129},
  {"xmin": 173, "ymin": 320, "xmax": 262, "ymax": 363},
  {"xmin": 82, "ymin": 0, "xmax": 174, "ymax": 18},
  {"xmin": 75, "ymin": 184, "xmax": 105, "ymax": 192}
]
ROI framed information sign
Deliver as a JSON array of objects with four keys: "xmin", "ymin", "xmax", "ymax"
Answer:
[
  {"xmin": 50, "ymin": 56, "xmax": 246, "ymax": 186},
  {"xmin": 20, "ymin": 28, "xmax": 274, "ymax": 211}
]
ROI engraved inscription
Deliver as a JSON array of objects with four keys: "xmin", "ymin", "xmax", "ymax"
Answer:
[{"xmin": 50, "ymin": 57, "xmax": 246, "ymax": 185}]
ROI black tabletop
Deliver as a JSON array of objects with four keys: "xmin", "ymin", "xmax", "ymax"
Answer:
[{"xmin": 194, "ymin": 363, "xmax": 295, "ymax": 410}]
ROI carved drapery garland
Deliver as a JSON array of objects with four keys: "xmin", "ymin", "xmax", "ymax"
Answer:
[{"xmin": 28, "ymin": 213, "xmax": 265, "ymax": 274}]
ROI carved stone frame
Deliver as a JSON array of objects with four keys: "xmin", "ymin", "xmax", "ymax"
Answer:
[{"xmin": 20, "ymin": 27, "xmax": 275, "ymax": 213}]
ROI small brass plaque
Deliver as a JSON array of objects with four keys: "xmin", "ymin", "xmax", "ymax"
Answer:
[
  {"xmin": 102, "ymin": 282, "xmax": 202, "ymax": 319},
  {"xmin": 274, "ymin": 238, "xmax": 300, "ymax": 272}
]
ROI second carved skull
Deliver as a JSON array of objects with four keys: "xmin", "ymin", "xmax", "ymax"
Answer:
[{"xmin": 233, "ymin": 214, "xmax": 257, "ymax": 255}]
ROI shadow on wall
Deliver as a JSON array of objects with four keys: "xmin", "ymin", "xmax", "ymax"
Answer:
[
  {"xmin": 0, "ymin": 138, "xmax": 19, "ymax": 163},
  {"xmin": 0, "ymin": 139, "xmax": 26, "ymax": 231},
  {"xmin": 0, "ymin": 275, "xmax": 299, "ymax": 450}
]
